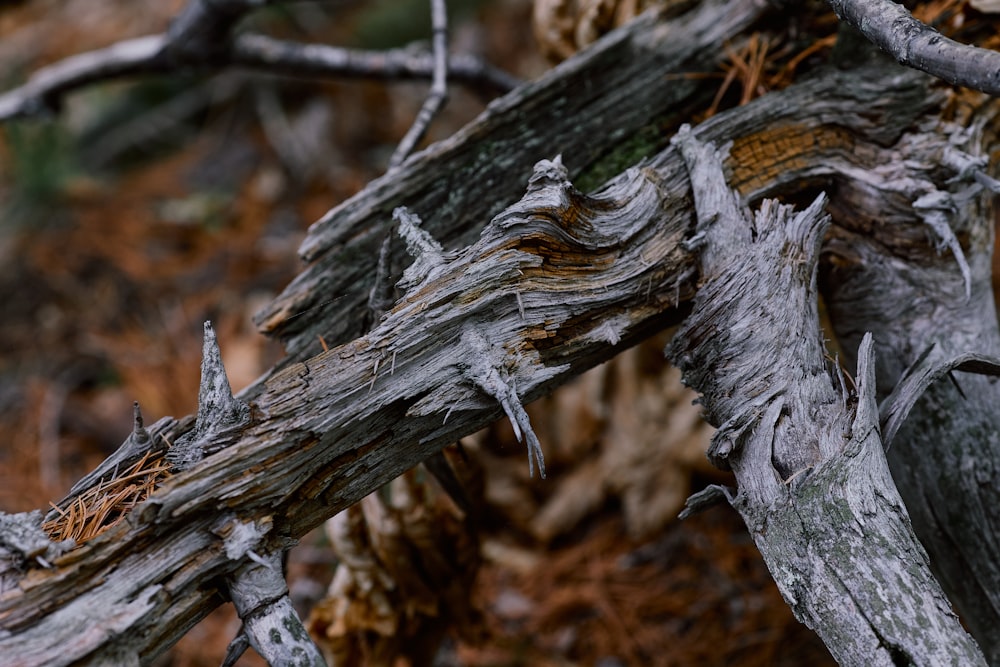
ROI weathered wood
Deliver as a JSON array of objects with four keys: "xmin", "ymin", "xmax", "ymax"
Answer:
[
  {"xmin": 0, "ymin": 146, "xmax": 695, "ymax": 667},
  {"xmin": 1, "ymin": 47, "xmax": 987, "ymax": 667},
  {"xmin": 668, "ymin": 123, "xmax": 984, "ymax": 665},
  {"xmin": 819, "ymin": 89, "xmax": 1000, "ymax": 662},
  {"xmin": 167, "ymin": 322, "xmax": 252, "ymax": 470},
  {"xmin": 252, "ymin": 0, "xmax": 768, "ymax": 362}
]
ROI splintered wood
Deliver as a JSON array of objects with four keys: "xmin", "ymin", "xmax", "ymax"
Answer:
[{"xmin": 472, "ymin": 334, "xmax": 716, "ymax": 543}]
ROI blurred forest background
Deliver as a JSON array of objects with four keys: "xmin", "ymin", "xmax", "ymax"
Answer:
[{"xmin": 10, "ymin": 0, "xmax": 993, "ymax": 664}]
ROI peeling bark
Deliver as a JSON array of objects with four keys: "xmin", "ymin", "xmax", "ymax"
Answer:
[
  {"xmin": 0, "ymin": 131, "xmax": 697, "ymax": 667},
  {"xmin": 252, "ymin": 0, "xmax": 769, "ymax": 360}
]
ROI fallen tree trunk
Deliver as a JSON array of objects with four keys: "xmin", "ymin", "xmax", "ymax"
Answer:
[{"xmin": 1, "ymin": 16, "xmax": 997, "ymax": 667}]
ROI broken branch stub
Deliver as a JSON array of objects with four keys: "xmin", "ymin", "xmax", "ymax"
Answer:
[
  {"xmin": 394, "ymin": 206, "xmax": 449, "ymax": 292},
  {"xmin": 460, "ymin": 328, "xmax": 546, "ymax": 478},
  {"xmin": 667, "ymin": 125, "xmax": 985, "ymax": 665},
  {"xmin": 395, "ymin": 205, "xmax": 547, "ymax": 477},
  {"xmin": 167, "ymin": 321, "xmax": 251, "ymax": 469}
]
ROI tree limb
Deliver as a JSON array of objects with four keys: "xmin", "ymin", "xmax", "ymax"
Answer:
[
  {"xmin": 0, "ymin": 0, "xmax": 516, "ymax": 121},
  {"xmin": 0, "ymin": 134, "xmax": 697, "ymax": 667},
  {"xmin": 230, "ymin": 34, "xmax": 520, "ymax": 94},
  {"xmin": 826, "ymin": 0, "xmax": 1000, "ymax": 96},
  {"xmin": 669, "ymin": 123, "xmax": 985, "ymax": 664},
  {"xmin": 0, "ymin": 52, "xmax": 983, "ymax": 663},
  {"xmin": 820, "ymin": 86, "xmax": 1000, "ymax": 660},
  {"xmin": 6, "ymin": 3, "xmax": 999, "ymax": 662},
  {"xmin": 253, "ymin": 0, "xmax": 771, "ymax": 360}
]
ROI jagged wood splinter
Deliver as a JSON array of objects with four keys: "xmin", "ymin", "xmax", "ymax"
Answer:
[{"xmin": 167, "ymin": 321, "xmax": 251, "ymax": 470}]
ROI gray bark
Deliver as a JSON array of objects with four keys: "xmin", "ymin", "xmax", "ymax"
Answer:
[
  {"xmin": 826, "ymin": 0, "xmax": 1000, "ymax": 96},
  {"xmin": 252, "ymin": 0, "xmax": 769, "ymax": 361},
  {"xmin": 820, "ymin": 89, "xmax": 1000, "ymax": 660},
  {"xmin": 1, "ymin": 7, "xmax": 998, "ymax": 666},
  {"xmin": 668, "ymin": 123, "xmax": 984, "ymax": 665},
  {"xmin": 225, "ymin": 548, "xmax": 326, "ymax": 667}
]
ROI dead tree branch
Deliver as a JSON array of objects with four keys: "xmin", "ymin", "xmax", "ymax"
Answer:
[
  {"xmin": 668, "ymin": 123, "xmax": 984, "ymax": 664},
  {"xmin": 826, "ymin": 0, "xmax": 1000, "ymax": 95},
  {"xmin": 4, "ymin": 2, "xmax": 1000, "ymax": 664},
  {"xmin": 0, "ymin": 0, "xmax": 515, "ymax": 121},
  {"xmin": 230, "ymin": 35, "xmax": 520, "ymax": 94},
  {"xmin": 254, "ymin": 0, "xmax": 770, "ymax": 361},
  {"xmin": 0, "ymin": 138, "xmax": 697, "ymax": 667},
  {"xmin": 0, "ymin": 48, "xmax": 987, "ymax": 662},
  {"xmin": 389, "ymin": 0, "xmax": 451, "ymax": 169},
  {"xmin": 819, "ymin": 86, "xmax": 1000, "ymax": 660}
]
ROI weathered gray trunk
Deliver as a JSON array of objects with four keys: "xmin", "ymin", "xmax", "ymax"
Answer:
[
  {"xmin": 820, "ymin": 90, "xmax": 1000, "ymax": 661},
  {"xmin": 1, "ymin": 7, "xmax": 998, "ymax": 665},
  {"xmin": 668, "ymin": 122, "xmax": 984, "ymax": 664},
  {"xmin": 252, "ymin": 0, "xmax": 768, "ymax": 361}
]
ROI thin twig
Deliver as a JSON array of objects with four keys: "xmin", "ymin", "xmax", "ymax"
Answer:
[
  {"xmin": 232, "ymin": 34, "xmax": 519, "ymax": 93},
  {"xmin": 827, "ymin": 0, "xmax": 1000, "ymax": 96},
  {"xmin": 389, "ymin": 0, "xmax": 450, "ymax": 169},
  {"xmin": 0, "ymin": 8, "xmax": 517, "ymax": 122}
]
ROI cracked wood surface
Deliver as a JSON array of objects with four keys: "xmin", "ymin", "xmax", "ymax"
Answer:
[
  {"xmin": 668, "ymin": 123, "xmax": 984, "ymax": 665},
  {"xmin": 1, "ymin": 36, "xmax": 994, "ymax": 667},
  {"xmin": 820, "ymin": 90, "xmax": 1000, "ymax": 661},
  {"xmin": 252, "ymin": 0, "xmax": 768, "ymax": 362}
]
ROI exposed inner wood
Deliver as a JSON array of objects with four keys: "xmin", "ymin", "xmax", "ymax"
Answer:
[{"xmin": 252, "ymin": 0, "xmax": 768, "ymax": 361}]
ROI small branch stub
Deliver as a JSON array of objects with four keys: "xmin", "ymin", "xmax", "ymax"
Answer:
[
  {"xmin": 167, "ymin": 321, "xmax": 250, "ymax": 469},
  {"xmin": 395, "ymin": 206, "xmax": 448, "ymax": 291},
  {"xmin": 460, "ymin": 328, "xmax": 546, "ymax": 478},
  {"xmin": 913, "ymin": 191, "xmax": 972, "ymax": 300},
  {"xmin": 43, "ymin": 401, "xmax": 174, "ymax": 526}
]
